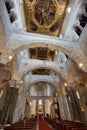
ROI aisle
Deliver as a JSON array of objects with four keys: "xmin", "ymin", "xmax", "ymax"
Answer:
[{"xmin": 39, "ymin": 118, "xmax": 52, "ymax": 130}]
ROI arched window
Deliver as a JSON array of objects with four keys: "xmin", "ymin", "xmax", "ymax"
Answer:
[
  {"xmin": 74, "ymin": 26, "xmax": 81, "ymax": 36},
  {"xmin": 5, "ymin": 1, "xmax": 13, "ymax": 13},
  {"xmin": 79, "ymin": 14, "xmax": 87, "ymax": 28}
]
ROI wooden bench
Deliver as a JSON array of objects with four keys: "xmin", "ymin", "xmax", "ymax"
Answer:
[
  {"xmin": 4, "ymin": 118, "xmax": 37, "ymax": 130},
  {"xmin": 60, "ymin": 120, "xmax": 87, "ymax": 130},
  {"xmin": 44, "ymin": 118, "xmax": 87, "ymax": 130}
]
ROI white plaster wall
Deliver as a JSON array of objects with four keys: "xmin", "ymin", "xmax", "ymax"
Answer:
[
  {"xmin": 78, "ymin": 25, "xmax": 87, "ymax": 57},
  {"xmin": 47, "ymin": 83, "xmax": 54, "ymax": 96},
  {"xmin": 17, "ymin": 49, "xmax": 29, "ymax": 67},
  {"xmin": 11, "ymin": 0, "xmax": 26, "ymax": 32},
  {"xmin": 0, "ymin": 0, "xmax": 13, "ymax": 41},
  {"xmin": 54, "ymin": 51, "xmax": 67, "ymax": 63},
  {"xmin": 61, "ymin": 0, "xmax": 76, "ymax": 36},
  {"xmin": 62, "ymin": 0, "xmax": 83, "ymax": 41}
]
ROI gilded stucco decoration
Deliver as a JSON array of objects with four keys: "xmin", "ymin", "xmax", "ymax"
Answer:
[{"xmin": 23, "ymin": 0, "xmax": 68, "ymax": 36}]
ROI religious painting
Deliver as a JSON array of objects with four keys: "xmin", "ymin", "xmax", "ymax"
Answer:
[
  {"xmin": 50, "ymin": 22, "xmax": 59, "ymax": 32},
  {"xmin": 24, "ymin": 0, "xmax": 68, "ymax": 36},
  {"xmin": 34, "ymin": 0, "xmax": 56, "ymax": 26},
  {"xmin": 28, "ymin": 0, "xmax": 33, "ymax": 2},
  {"xmin": 58, "ymin": 0, "xmax": 66, "ymax": 16},
  {"xmin": 30, "ymin": 21, "xmax": 38, "ymax": 31},
  {"xmin": 58, "ymin": 0, "xmax": 65, "ymax": 4}
]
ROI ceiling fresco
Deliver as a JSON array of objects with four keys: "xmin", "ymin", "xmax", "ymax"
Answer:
[
  {"xmin": 34, "ymin": 0, "xmax": 56, "ymax": 26},
  {"xmin": 32, "ymin": 68, "xmax": 50, "ymax": 75},
  {"xmin": 29, "ymin": 47, "xmax": 55, "ymax": 61},
  {"xmin": 23, "ymin": 0, "xmax": 68, "ymax": 74},
  {"xmin": 23, "ymin": 0, "xmax": 68, "ymax": 36}
]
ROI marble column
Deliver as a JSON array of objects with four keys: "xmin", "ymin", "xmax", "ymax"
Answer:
[
  {"xmin": 12, "ymin": 83, "xmax": 26, "ymax": 123},
  {"xmin": 68, "ymin": 87, "xmax": 86, "ymax": 122},
  {"xmin": 30, "ymin": 100, "xmax": 37, "ymax": 116},
  {"xmin": 0, "ymin": 87, "xmax": 13, "ymax": 124},
  {"xmin": 45, "ymin": 99, "xmax": 51, "ymax": 116},
  {"xmin": 58, "ymin": 93, "xmax": 71, "ymax": 120},
  {"xmin": 51, "ymin": 103, "xmax": 55, "ymax": 119},
  {"xmin": 7, "ymin": 87, "xmax": 18, "ymax": 123},
  {"xmin": 0, "ymin": 81, "xmax": 18, "ymax": 124}
]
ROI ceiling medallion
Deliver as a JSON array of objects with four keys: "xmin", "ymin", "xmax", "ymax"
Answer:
[{"xmin": 34, "ymin": 0, "xmax": 56, "ymax": 26}]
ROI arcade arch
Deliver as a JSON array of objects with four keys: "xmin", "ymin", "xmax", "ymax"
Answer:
[
  {"xmin": 8, "ymin": 36, "xmax": 87, "ymax": 72},
  {"xmin": 24, "ymin": 74, "xmax": 61, "ymax": 92}
]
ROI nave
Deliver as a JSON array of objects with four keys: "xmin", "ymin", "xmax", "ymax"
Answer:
[
  {"xmin": 0, "ymin": 0, "xmax": 87, "ymax": 130},
  {"xmin": 1, "ymin": 116, "xmax": 87, "ymax": 130}
]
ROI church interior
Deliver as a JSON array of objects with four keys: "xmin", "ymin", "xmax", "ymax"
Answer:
[{"xmin": 0, "ymin": 0, "xmax": 87, "ymax": 129}]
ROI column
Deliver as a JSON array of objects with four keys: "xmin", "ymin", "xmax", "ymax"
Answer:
[
  {"xmin": 67, "ymin": 87, "xmax": 85, "ymax": 122},
  {"xmin": 7, "ymin": 89, "xmax": 18, "ymax": 123},
  {"xmin": 51, "ymin": 103, "xmax": 55, "ymax": 119},
  {"xmin": 0, "ymin": 87, "xmax": 13, "ymax": 124},
  {"xmin": 0, "ymin": 81, "xmax": 18, "ymax": 124},
  {"xmin": 45, "ymin": 99, "xmax": 51, "ymax": 117},
  {"xmin": 30, "ymin": 99, "xmax": 37, "ymax": 116},
  {"xmin": 58, "ymin": 93, "xmax": 71, "ymax": 120},
  {"xmin": 12, "ymin": 82, "xmax": 25, "ymax": 123}
]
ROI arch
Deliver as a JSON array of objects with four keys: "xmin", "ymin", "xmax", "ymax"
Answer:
[
  {"xmin": 8, "ymin": 33, "xmax": 87, "ymax": 72},
  {"xmin": 24, "ymin": 74, "xmax": 60, "ymax": 91},
  {"xmin": 29, "ymin": 81, "xmax": 56, "ymax": 92},
  {"xmin": 25, "ymin": 79, "xmax": 58, "ymax": 92},
  {"xmin": 21, "ymin": 62, "xmax": 68, "ymax": 81}
]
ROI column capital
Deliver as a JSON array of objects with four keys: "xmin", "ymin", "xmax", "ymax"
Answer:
[{"xmin": 9, "ymin": 80, "xmax": 19, "ymax": 88}]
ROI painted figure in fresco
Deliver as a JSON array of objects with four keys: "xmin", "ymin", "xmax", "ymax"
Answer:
[
  {"xmin": 58, "ymin": 0, "xmax": 65, "ymax": 4},
  {"xmin": 35, "ymin": 0, "xmax": 56, "ymax": 25}
]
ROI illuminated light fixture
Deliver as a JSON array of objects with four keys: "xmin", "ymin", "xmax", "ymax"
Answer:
[
  {"xmin": 79, "ymin": 63, "xmax": 83, "ymax": 67},
  {"xmin": 30, "ymin": 102, "xmax": 31, "ymax": 106},
  {"xmin": 50, "ymin": 101, "xmax": 52, "ymax": 105},
  {"xmin": 9, "ymin": 55, "xmax": 13, "ymax": 60},
  {"xmin": 56, "ymin": 93, "xmax": 58, "ymax": 96},
  {"xmin": 67, "ymin": 7, "xmax": 71, "ymax": 13},
  {"xmin": 60, "ymin": 34, "xmax": 62, "ymax": 38},
  {"xmin": 20, "ymin": 80, "xmax": 23, "ymax": 84},
  {"xmin": 81, "ymin": 108, "xmax": 85, "ymax": 112},
  {"xmin": 55, "ymin": 50, "xmax": 58, "ymax": 55},
  {"xmin": 64, "ymin": 83, "xmax": 67, "ymax": 86}
]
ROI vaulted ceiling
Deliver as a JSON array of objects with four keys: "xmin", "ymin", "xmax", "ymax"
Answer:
[
  {"xmin": 23, "ymin": 0, "xmax": 68, "ymax": 36},
  {"xmin": 23, "ymin": 0, "xmax": 68, "ymax": 75}
]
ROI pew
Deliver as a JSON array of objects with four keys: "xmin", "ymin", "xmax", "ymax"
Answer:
[
  {"xmin": 4, "ymin": 118, "xmax": 37, "ymax": 130},
  {"xmin": 60, "ymin": 120, "xmax": 87, "ymax": 130},
  {"xmin": 44, "ymin": 117, "xmax": 87, "ymax": 130},
  {"xmin": 72, "ymin": 128, "xmax": 87, "ymax": 130}
]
